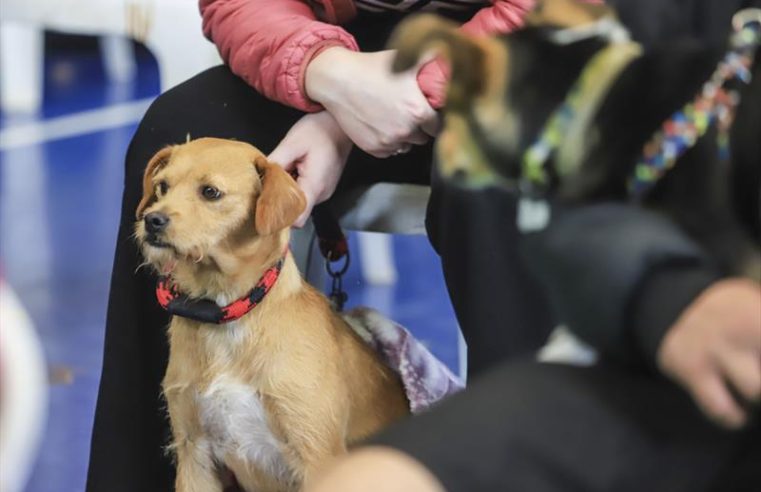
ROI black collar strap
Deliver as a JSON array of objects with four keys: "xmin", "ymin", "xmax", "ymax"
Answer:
[{"xmin": 156, "ymin": 252, "xmax": 286, "ymax": 324}]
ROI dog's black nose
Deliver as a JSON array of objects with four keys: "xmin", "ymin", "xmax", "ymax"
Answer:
[{"xmin": 145, "ymin": 212, "xmax": 170, "ymax": 234}]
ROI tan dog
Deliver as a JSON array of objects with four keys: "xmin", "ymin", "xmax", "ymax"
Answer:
[{"xmin": 135, "ymin": 138, "xmax": 408, "ymax": 492}]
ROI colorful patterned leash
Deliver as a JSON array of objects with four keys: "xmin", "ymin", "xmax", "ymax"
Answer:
[{"xmin": 628, "ymin": 8, "xmax": 761, "ymax": 200}]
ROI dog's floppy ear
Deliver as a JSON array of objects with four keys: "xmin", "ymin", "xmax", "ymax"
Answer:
[
  {"xmin": 389, "ymin": 14, "xmax": 506, "ymax": 111},
  {"xmin": 253, "ymin": 156, "xmax": 307, "ymax": 236},
  {"xmin": 136, "ymin": 146, "xmax": 173, "ymax": 219}
]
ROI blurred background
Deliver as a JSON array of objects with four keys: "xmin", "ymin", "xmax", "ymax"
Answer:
[{"xmin": 0, "ymin": 1, "xmax": 461, "ymax": 491}]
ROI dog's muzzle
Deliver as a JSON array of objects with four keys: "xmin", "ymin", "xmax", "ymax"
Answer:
[{"xmin": 144, "ymin": 212, "xmax": 172, "ymax": 248}]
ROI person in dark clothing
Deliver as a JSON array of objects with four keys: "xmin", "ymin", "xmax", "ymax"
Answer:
[{"xmin": 307, "ymin": 4, "xmax": 761, "ymax": 492}]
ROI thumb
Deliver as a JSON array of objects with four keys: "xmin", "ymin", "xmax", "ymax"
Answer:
[
  {"xmin": 292, "ymin": 176, "xmax": 319, "ymax": 228},
  {"xmin": 268, "ymin": 139, "xmax": 304, "ymax": 172}
]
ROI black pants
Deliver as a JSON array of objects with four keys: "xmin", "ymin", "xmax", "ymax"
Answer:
[{"xmin": 374, "ymin": 359, "xmax": 760, "ymax": 492}]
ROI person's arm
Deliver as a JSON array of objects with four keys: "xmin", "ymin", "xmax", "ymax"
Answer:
[
  {"xmin": 521, "ymin": 204, "xmax": 721, "ymax": 365},
  {"xmin": 522, "ymin": 204, "xmax": 761, "ymax": 428},
  {"xmin": 199, "ymin": 0, "xmax": 359, "ymax": 111}
]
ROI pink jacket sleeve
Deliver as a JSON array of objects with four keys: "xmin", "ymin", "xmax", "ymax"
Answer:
[
  {"xmin": 200, "ymin": 0, "xmax": 359, "ymax": 112},
  {"xmin": 417, "ymin": 0, "xmax": 536, "ymax": 109}
]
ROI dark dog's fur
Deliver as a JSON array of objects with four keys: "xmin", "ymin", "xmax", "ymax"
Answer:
[{"xmin": 390, "ymin": 5, "xmax": 761, "ymax": 278}]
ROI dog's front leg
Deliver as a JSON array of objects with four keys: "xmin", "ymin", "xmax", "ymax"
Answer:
[
  {"xmin": 267, "ymin": 398, "xmax": 348, "ymax": 491},
  {"xmin": 174, "ymin": 439, "xmax": 224, "ymax": 492},
  {"xmin": 165, "ymin": 387, "xmax": 224, "ymax": 492}
]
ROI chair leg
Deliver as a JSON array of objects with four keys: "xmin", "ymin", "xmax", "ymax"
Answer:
[
  {"xmin": 457, "ymin": 327, "xmax": 468, "ymax": 383},
  {"xmin": 290, "ymin": 220, "xmax": 327, "ymax": 288},
  {"xmin": 358, "ymin": 232, "xmax": 398, "ymax": 286},
  {"xmin": 0, "ymin": 22, "xmax": 44, "ymax": 114},
  {"xmin": 99, "ymin": 35, "xmax": 136, "ymax": 83}
]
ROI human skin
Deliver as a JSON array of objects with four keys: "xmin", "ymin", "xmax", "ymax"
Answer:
[
  {"xmin": 658, "ymin": 278, "xmax": 761, "ymax": 429},
  {"xmin": 270, "ymin": 47, "xmax": 440, "ymax": 221},
  {"xmin": 306, "ymin": 447, "xmax": 445, "ymax": 492}
]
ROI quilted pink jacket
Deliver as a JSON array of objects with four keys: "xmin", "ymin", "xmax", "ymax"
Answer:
[{"xmin": 199, "ymin": 0, "xmax": 538, "ymax": 111}]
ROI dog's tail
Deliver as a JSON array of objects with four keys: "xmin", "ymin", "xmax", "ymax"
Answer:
[{"xmin": 388, "ymin": 14, "xmax": 491, "ymax": 111}]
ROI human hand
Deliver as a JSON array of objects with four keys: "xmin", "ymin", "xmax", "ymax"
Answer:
[
  {"xmin": 657, "ymin": 278, "xmax": 761, "ymax": 429},
  {"xmin": 305, "ymin": 47, "xmax": 439, "ymax": 158},
  {"xmin": 268, "ymin": 111, "xmax": 353, "ymax": 227}
]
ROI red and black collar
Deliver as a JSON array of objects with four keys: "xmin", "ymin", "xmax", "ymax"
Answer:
[{"xmin": 156, "ymin": 253, "xmax": 286, "ymax": 324}]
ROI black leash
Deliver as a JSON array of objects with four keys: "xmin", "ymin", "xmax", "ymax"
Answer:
[{"xmin": 311, "ymin": 203, "xmax": 350, "ymax": 311}]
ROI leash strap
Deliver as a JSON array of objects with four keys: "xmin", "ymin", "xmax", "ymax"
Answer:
[
  {"xmin": 311, "ymin": 203, "xmax": 350, "ymax": 311},
  {"xmin": 312, "ymin": 203, "xmax": 349, "ymax": 261},
  {"xmin": 628, "ymin": 8, "xmax": 761, "ymax": 199},
  {"xmin": 520, "ymin": 40, "xmax": 642, "ymax": 192}
]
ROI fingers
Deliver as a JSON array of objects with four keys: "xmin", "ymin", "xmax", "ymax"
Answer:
[
  {"xmin": 293, "ymin": 176, "xmax": 318, "ymax": 228},
  {"xmin": 268, "ymin": 140, "xmax": 303, "ymax": 171},
  {"xmin": 419, "ymin": 113, "xmax": 442, "ymax": 137},
  {"xmin": 691, "ymin": 372, "xmax": 748, "ymax": 429},
  {"xmin": 405, "ymin": 129, "xmax": 429, "ymax": 146},
  {"xmin": 407, "ymin": 82, "xmax": 440, "ymax": 137},
  {"xmin": 716, "ymin": 350, "xmax": 761, "ymax": 405}
]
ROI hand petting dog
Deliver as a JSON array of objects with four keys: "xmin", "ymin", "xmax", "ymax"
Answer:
[{"xmin": 268, "ymin": 111, "xmax": 353, "ymax": 227}]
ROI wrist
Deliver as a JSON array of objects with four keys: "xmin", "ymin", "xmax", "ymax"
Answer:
[
  {"xmin": 635, "ymin": 265, "xmax": 720, "ymax": 371},
  {"xmin": 305, "ymin": 46, "xmax": 353, "ymax": 104},
  {"xmin": 313, "ymin": 111, "xmax": 352, "ymax": 146}
]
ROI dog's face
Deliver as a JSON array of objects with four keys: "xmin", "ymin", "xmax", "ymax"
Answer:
[{"xmin": 135, "ymin": 138, "xmax": 306, "ymax": 274}]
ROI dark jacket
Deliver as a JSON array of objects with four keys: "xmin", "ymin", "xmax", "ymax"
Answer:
[{"xmin": 521, "ymin": 19, "xmax": 761, "ymax": 369}]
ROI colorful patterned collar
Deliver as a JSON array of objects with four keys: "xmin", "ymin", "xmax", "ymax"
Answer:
[
  {"xmin": 155, "ymin": 252, "xmax": 287, "ymax": 324},
  {"xmin": 628, "ymin": 8, "xmax": 761, "ymax": 200}
]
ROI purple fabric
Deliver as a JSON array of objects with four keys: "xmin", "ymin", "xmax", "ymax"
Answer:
[{"xmin": 342, "ymin": 307, "xmax": 465, "ymax": 414}]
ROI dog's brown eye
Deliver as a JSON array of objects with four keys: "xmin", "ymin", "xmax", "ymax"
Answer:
[
  {"xmin": 201, "ymin": 185, "xmax": 222, "ymax": 201},
  {"xmin": 157, "ymin": 180, "xmax": 169, "ymax": 196}
]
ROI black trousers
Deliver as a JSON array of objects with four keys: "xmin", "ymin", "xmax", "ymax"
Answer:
[{"xmin": 373, "ymin": 359, "xmax": 760, "ymax": 492}]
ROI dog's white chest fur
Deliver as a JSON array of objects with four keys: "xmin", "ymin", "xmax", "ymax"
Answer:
[{"xmin": 197, "ymin": 377, "xmax": 290, "ymax": 481}]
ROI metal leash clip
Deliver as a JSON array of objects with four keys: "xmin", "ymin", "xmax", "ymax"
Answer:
[{"xmin": 326, "ymin": 248, "xmax": 350, "ymax": 311}]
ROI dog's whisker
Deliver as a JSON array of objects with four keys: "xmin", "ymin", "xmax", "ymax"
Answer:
[{"xmin": 134, "ymin": 260, "xmax": 152, "ymax": 274}]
